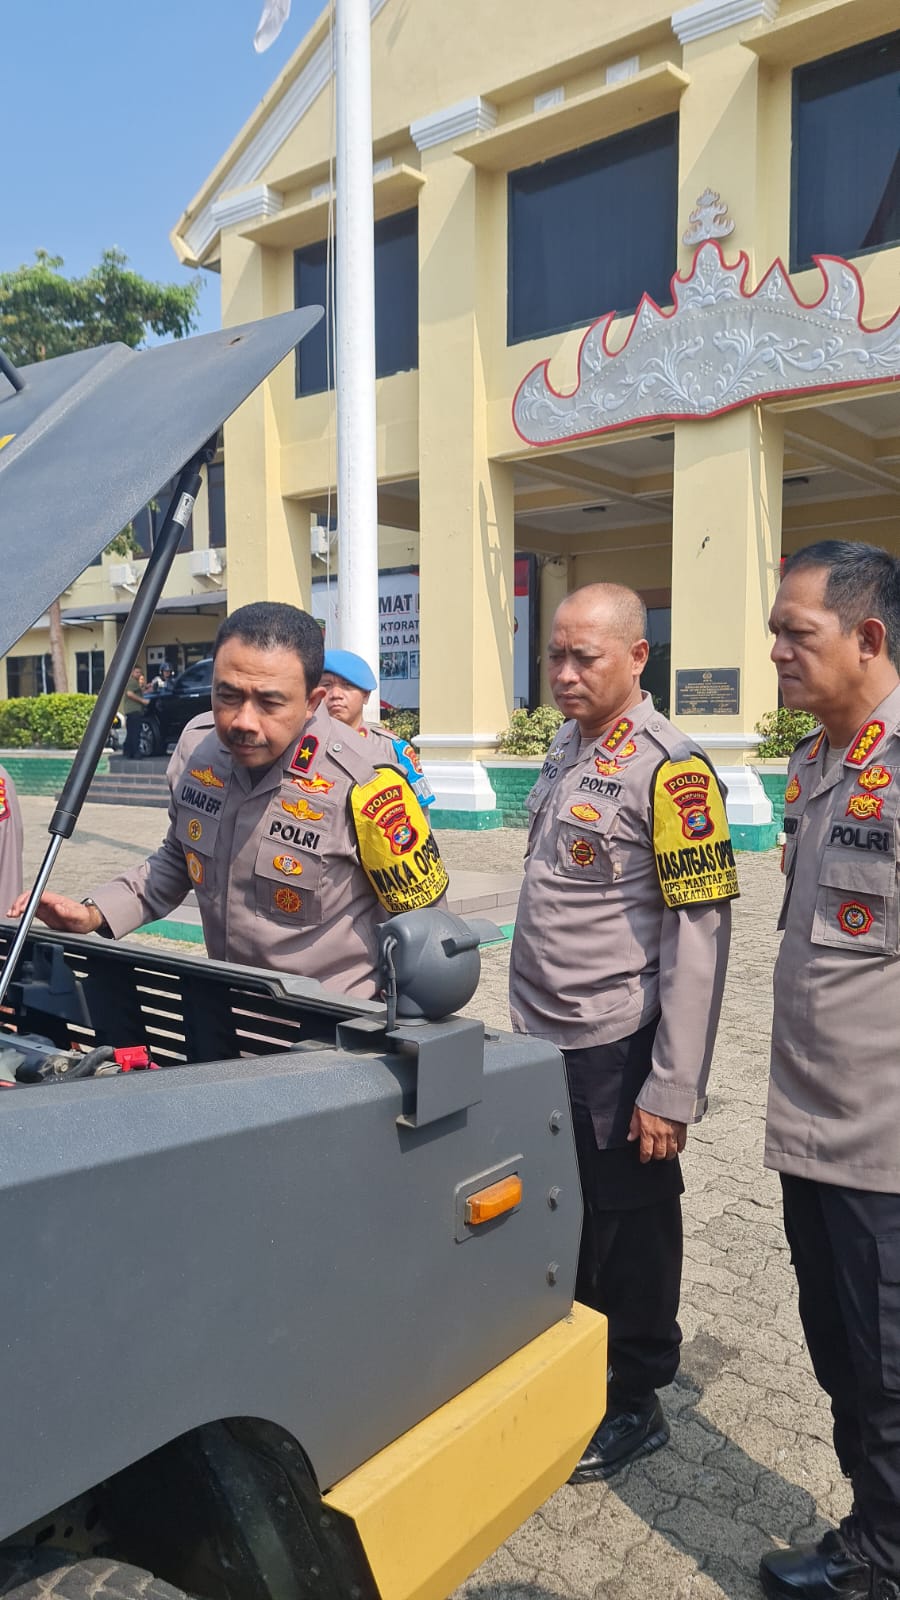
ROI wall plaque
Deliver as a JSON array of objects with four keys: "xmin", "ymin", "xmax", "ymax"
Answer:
[{"xmin": 675, "ymin": 668, "xmax": 740, "ymax": 716}]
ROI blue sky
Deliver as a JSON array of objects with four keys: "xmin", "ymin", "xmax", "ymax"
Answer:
[{"xmin": 5, "ymin": 0, "xmax": 325, "ymax": 335}]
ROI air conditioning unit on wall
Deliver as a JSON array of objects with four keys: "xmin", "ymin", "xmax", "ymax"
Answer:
[
  {"xmin": 109, "ymin": 563, "xmax": 139, "ymax": 590},
  {"xmin": 190, "ymin": 549, "xmax": 226, "ymax": 580}
]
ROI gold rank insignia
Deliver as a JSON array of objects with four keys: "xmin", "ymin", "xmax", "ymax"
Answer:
[
  {"xmin": 601, "ymin": 717, "xmax": 634, "ymax": 754},
  {"xmin": 858, "ymin": 765, "xmax": 892, "ymax": 791},
  {"xmin": 847, "ymin": 721, "xmax": 886, "ymax": 766},
  {"xmin": 570, "ymin": 803, "xmax": 601, "ymax": 823},
  {"xmin": 785, "ymin": 775, "xmax": 801, "ymax": 804},
  {"xmin": 190, "ymin": 766, "xmax": 224, "ymax": 789},
  {"xmin": 282, "ymin": 795, "xmax": 324, "ymax": 822},
  {"xmin": 289, "ymin": 735, "xmax": 319, "ymax": 775},
  {"xmin": 273, "ymin": 854, "xmax": 304, "ymax": 876},
  {"xmin": 847, "ymin": 792, "xmax": 884, "ymax": 821}
]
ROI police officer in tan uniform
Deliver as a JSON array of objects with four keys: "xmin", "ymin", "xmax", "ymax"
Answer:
[
  {"xmin": 11, "ymin": 604, "xmax": 447, "ymax": 1000},
  {"xmin": 321, "ymin": 648, "xmax": 434, "ymax": 810},
  {"xmin": 510, "ymin": 583, "xmax": 735, "ymax": 1478},
  {"xmin": 0, "ymin": 764, "xmax": 24, "ymax": 912},
  {"xmin": 760, "ymin": 543, "xmax": 900, "ymax": 1600}
]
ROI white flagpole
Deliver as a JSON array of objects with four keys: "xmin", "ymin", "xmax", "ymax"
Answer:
[{"xmin": 334, "ymin": 0, "xmax": 381, "ymax": 710}]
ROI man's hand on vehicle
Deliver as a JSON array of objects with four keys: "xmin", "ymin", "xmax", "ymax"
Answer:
[
  {"xmin": 627, "ymin": 1108, "xmax": 687, "ymax": 1163},
  {"xmin": 7, "ymin": 891, "xmax": 104, "ymax": 934}
]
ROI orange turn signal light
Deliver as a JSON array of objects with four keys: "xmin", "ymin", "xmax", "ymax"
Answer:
[{"xmin": 465, "ymin": 1173, "xmax": 522, "ymax": 1226}]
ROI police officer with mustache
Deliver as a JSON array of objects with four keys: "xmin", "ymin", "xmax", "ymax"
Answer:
[{"xmin": 10, "ymin": 604, "xmax": 447, "ymax": 999}]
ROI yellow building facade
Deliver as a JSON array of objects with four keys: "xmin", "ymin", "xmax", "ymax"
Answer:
[{"xmin": 169, "ymin": 0, "xmax": 896, "ymax": 837}]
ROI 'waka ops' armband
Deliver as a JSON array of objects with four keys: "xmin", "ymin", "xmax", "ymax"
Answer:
[
  {"xmin": 350, "ymin": 767, "xmax": 449, "ymax": 914},
  {"xmin": 652, "ymin": 757, "xmax": 740, "ymax": 909}
]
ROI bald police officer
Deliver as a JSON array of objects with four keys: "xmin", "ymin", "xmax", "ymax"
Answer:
[
  {"xmin": 10, "ymin": 604, "xmax": 447, "ymax": 999},
  {"xmin": 760, "ymin": 543, "xmax": 900, "ymax": 1600},
  {"xmin": 509, "ymin": 583, "xmax": 735, "ymax": 1478},
  {"xmin": 321, "ymin": 647, "xmax": 434, "ymax": 809}
]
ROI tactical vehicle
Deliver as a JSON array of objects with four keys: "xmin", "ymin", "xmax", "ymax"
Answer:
[{"xmin": 0, "ymin": 318, "xmax": 605, "ymax": 1600}]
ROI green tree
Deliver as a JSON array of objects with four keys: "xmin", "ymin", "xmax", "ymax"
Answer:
[{"xmin": 0, "ymin": 249, "xmax": 201, "ymax": 689}]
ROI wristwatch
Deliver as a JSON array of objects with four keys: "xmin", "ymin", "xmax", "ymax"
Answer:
[{"xmin": 80, "ymin": 896, "xmax": 112, "ymax": 937}]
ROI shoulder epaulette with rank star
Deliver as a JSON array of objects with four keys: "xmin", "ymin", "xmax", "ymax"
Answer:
[
  {"xmin": 601, "ymin": 716, "xmax": 634, "ymax": 755},
  {"xmin": 846, "ymin": 719, "xmax": 886, "ymax": 767}
]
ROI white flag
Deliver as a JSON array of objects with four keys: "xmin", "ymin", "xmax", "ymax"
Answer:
[{"xmin": 254, "ymin": 0, "xmax": 292, "ymax": 51}]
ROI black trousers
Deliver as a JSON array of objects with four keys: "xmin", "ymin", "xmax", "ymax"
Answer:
[
  {"xmin": 564, "ymin": 1022, "xmax": 683, "ymax": 1409},
  {"xmin": 781, "ymin": 1174, "xmax": 900, "ymax": 1575},
  {"xmin": 123, "ymin": 712, "xmax": 143, "ymax": 760}
]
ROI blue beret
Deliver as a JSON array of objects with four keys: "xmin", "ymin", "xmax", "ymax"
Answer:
[{"xmin": 323, "ymin": 649, "xmax": 377, "ymax": 692}]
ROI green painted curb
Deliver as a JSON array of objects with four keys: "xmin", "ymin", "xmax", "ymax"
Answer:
[
  {"xmin": 431, "ymin": 808, "xmax": 503, "ymax": 831},
  {"xmin": 732, "ymin": 821, "xmax": 780, "ymax": 853},
  {"xmin": 142, "ymin": 917, "xmax": 205, "ymax": 945}
]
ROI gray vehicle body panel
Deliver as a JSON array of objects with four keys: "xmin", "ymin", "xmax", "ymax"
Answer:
[
  {"xmin": 0, "ymin": 308, "xmax": 321, "ymax": 655},
  {"xmin": 0, "ymin": 929, "xmax": 581, "ymax": 1543}
]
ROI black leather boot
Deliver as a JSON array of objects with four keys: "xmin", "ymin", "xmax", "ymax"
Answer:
[
  {"xmin": 570, "ymin": 1394, "xmax": 669, "ymax": 1482},
  {"xmin": 759, "ymin": 1529, "xmax": 872, "ymax": 1600}
]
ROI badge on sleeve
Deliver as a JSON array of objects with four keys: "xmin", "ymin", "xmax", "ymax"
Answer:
[
  {"xmin": 652, "ymin": 758, "xmax": 739, "ymax": 908},
  {"xmin": 350, "ymin": 767, "xmax": 449, "ymax": 914}
]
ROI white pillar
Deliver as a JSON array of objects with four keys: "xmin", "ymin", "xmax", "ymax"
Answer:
[{"xmin": 335, "ymin": 0, "xmax": 380, "ymax": 707}]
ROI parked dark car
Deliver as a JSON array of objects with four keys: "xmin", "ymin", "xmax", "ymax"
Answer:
[{"xmin": 139, "ymin": 657, "xmax": 213, "ymax": 756}]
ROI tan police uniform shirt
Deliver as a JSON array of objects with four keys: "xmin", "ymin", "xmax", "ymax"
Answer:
[
  {"xmin": 509, "ymin": 693, "xmax": 735, "ymax": 1125},
  {"xmin": 90, "ymin": 704, "xmax": 448, "ymax": 1000},
  {"xmin": 0, "ymin": 765, "xmax": 24, "ymax": 912},
  {"xmin": 765, "ymin": 683, "xmax": 900, "ymax": 1192}
]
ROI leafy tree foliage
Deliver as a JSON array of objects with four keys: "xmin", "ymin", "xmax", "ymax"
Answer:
[
  {"xmin": 0, "ymin": 250, "xmax": 200, "ymax": 690},
  {"xmin": 0, "ymin": 248, "xmax": 200, "ymax": 366}
]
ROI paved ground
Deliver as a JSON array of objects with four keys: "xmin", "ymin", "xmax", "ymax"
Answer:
[{"xmin": 14, "ymin": 799, "xmax": 844, "ymax": 1600}]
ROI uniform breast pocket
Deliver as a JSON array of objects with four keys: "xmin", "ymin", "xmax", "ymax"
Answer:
[
  {"xmin": 812, "ymin": 849, "xmax": 900, "ymax": 954},
  {"xmin": 174, "ymin": 808, "xmax": 221, "ymax": 893},
  {"xmin": 253, "ymin": 839, "xmax": 324, "ymax": 928},
  {"xmin": 553, "ymin": 797, "xmax": 621, "ymax": 883}
]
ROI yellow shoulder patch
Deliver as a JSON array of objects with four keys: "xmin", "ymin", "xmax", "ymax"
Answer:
[
  {"xmin": 350, "ymin": 767, "xmax": 449, "ymax": 914},
  {"xmin": 653, "ymin": 758, "xmax": 739, "ymax": 909}
]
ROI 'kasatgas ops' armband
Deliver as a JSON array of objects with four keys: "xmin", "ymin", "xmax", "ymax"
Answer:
[
  {"xmin": 652, "ymin": 758, "xmax": 739, "ymax": 908},
  {"xmin": 350, "ymin": 767, "xmax": 449, "ymax": 914}
]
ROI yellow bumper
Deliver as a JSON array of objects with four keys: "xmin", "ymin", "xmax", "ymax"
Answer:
[{"xmin": 323, "ymin": 1302, "xmax": 606, "ymax": 1600}]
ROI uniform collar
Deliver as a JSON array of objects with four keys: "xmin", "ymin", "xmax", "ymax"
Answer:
[{"xmin": 582, "ymin": 691, "xmax": 654, "ymax": 760}]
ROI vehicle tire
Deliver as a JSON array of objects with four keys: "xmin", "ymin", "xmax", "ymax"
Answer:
[
  {"xmin": 137, "ymin": 717, "xmax": 160, "ymax": 759},
  {"xmin": 0, "ymin": 1550, "xmax": 190, "ymax": 1599}
]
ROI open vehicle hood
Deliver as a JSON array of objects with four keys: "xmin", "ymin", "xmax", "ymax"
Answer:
[{"xmin": 0, "ymin": 307, "xmax": 321, "ymax": 658}]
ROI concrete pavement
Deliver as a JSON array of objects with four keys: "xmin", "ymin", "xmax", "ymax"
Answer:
[{"xmin": 13, "ymin": 797, "xmax": 844, "ymax": 1600}]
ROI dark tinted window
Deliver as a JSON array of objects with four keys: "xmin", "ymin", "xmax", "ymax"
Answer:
[
  {"xmin": 793, "ymin": 32, "xmax": 900, "ymax": 267},
  {"xmin": 508, "ymin": 115, "xmax": 679, "ymax": 344},
  {"xmin": 7, "ymin": 654, "xmax": 54, "ymax": 696},
  {"xmin": 76, "ymin": 651, "xmax": 105, "ymax": 694},
  {"xmin": 208, "ymin": 460, "xmax": 226, "ymax": 549},
  {"xmin": 294, "ymin": 208, "xmax": 419, "ymax": 395}
]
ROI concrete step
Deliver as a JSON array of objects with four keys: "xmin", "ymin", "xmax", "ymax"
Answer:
[{"xmin": 88, "ymin": 775, "xmax": 170, "ymax": 807}]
